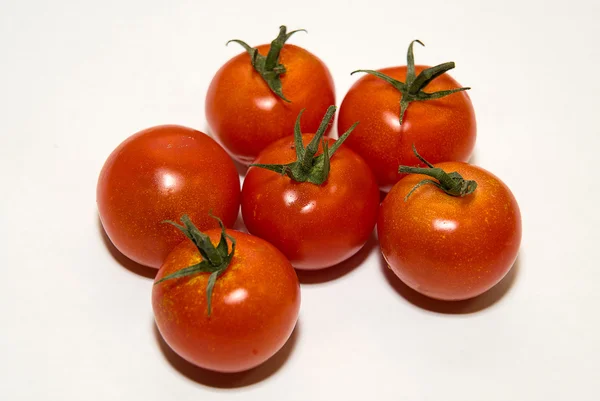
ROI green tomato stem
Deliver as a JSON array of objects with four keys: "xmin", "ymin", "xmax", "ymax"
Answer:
[
  {"xmin": 351, "ymin": 39, "xmax": 470, "ymax": 125},
  {"xmin": 250, "ymin": 105, "xmax": 359, "ymax": 185},
  {"xmin": 154, "ymin": 214, "xmax": 236, "ymax": 316},
  {"xmin": 227, "ymin": 25, "xmax": 307, "ymax": 102},
  {"xmin": 399, "ymin": 145, "xmax": 478, "ymax": 201}
]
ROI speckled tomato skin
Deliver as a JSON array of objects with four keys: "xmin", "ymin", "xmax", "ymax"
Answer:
[
  {"xmin": 206, "ymin": 44, "xmax": 335, "ymax": 165},
  {"xmin": 152, "ymin": 230, "xmax": 300, "ymax": 373},
  {"xmin": 241, "ymin": 134, "xmax": 380, "ymax": 270},
  {"xmin": 97, "ymin": 125, "xmax": 240, "ymax": 269},
  {"xmin": 338, "ymin": 66, "xmax": 476, "ymax": 191},
  {"xmin": 378, "ymin": 163, "xmax": 521, "ymax": 300}
]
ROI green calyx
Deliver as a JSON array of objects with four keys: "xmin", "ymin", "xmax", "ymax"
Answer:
[
  {"xmin": 154, "ymin": 214, "xmax": 236, "ymax": 316},
  {"xmin": 250, "ymin": 105, "xmax": 359, "ymax": 185},
  {"xmin": 399, "ymin": 145, "xmax": 477, "ymax": 201},
  {"xmin": 352, "ymin": 39, "xmax": 470, "ymax": 125},
  {"xmin": 227, "ymin": 25, "xmax": 307, "ymax": 102}
]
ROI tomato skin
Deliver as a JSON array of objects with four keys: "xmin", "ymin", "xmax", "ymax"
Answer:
[
  {"xmin": 97, "ymin": 125, "xmax": 240, "ymax": 269},
  {"xmin": 241, "ymin": 134, "xmax": 380, "ymax": 270},
  {"xmin": 206, "ymin": 44, "xmax": 335, "ymax": 165},
  {"xmin": 152, "ymin": 230, "xmax": 300, "ymax": 373},
  {"xmin": 338, "ymin": 66, "xmax": 476, "ymax": 191},
  {"xmin": 378, "ymin": 163, "xmax": 521, "ymax": 300}
]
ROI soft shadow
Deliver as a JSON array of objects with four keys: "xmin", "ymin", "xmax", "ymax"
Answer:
[
  {"xmin": 233, "ymin": 159, "xmax": 249, "ymax": 177},
  {"xmin": 232, "ymin": 211, "xmax": 248, "ymax": 233},
  {"xmin": 203, "ymin": 123, "xmax": 249, "ymax": 177},
  {"xmin": 97, "ymin": 216, "xmax": 156, "ymax": 279},
  {"xmin": 380, "ymin": 253, "xmax": 521, "ymax": 314},
  {"xmin": 201, "ymin": 122, "xmax": 215, "ymax": 139},
  {"xmin": 153, "ymin": 319, "xmax": 300, "ymax": 388},
  {"xmin": 296, "ymin": 232, "xmax": 377, "ymax": 284},
  {"xmin": 468, "ymin": 149, "xmax": 479, "ymax": 165}
]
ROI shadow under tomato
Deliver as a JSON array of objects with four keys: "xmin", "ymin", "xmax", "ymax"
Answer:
[
  {"xmin": 296, "ymin": 231, "xmax": 378, "ymax": 285},
  {"xmin": 232, "ymin": 210, "xmax": 248, "ymax": 233},
  {"xmin": 97, "ymin": 216, "xmax": 157, "ymax": 279},
  {"xmin": 233, "ymin": 158, "xmax": 249, "ymax": 177},
  {"xmin": 468, "ymin": 148, "xmax": 479, "ymax": 165},
  {"xmin": 203, "ymin": 123, "xmax": 250, "ymax": 177},
  {"xmin": 153, "ymin": 318, "xmax": 301, "ymax": 388},
  {"xmin": 380, "ymin": 252, "xmax": 521, "ymax": 314}
]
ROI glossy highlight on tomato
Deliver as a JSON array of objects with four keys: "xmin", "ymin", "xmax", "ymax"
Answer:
[
  {"xmin": 152, "ymin": 229, "xmax": 300, "ymax": 373},
  {"xmin": 97, "ymin": 125, "xmax": 240, "ymax": 268},
  {"xmin": 206, "ymin": 30, "xmax": 335, "ymax": 165},
  {"xmin": 378, "ymin": 162, "xmax": 521, "ymax": 300},
  {"xmin": 242, "ymin": 134, "xmax": 380, "ymax": 270}
]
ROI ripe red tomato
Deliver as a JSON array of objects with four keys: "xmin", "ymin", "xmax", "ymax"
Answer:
[
  {"xmin": 378, "ymin": 159, "xmax": 521, "ymax": 300},
  {"xmin": 152, "ymin": 221, "xmax": 300, "ymax": 373},
  {"xmin": 206, "ymin": 26, "xmax": 335, "ymax": 165},
  {"xmin": 338, "ymin": 40, "xmax": 476, "ymax": 191},
  {"xmin": 241, "ymin": 107, "xmax": 380, "ymax": 270},
  {"xmin": 97, "ymin": 125, "xmax": 240, "ymax": 269}
]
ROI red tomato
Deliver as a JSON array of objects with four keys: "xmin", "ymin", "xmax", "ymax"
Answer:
[
  {"xmin": 206, "ymin": 26, "xmax": 335, "ymax": 165},
  {"xmin": 338, "ymin": 41, "xmax": 476, "ymax": 191},
  {"xmin": 152, "ymin": 228, "xmax": 300, "ymax": 373},
  {"xmin": 97, "ymin": 125, "xmax": 240, "ymax": 268},
  {"xmin": 241, "ymin": 131, "xmax": 380, "ymax": 270},
  {"xmin": 378, "ymin": 161, "xmax": 521, "ymax": 300}
]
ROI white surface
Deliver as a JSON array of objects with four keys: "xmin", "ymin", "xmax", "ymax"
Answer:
[{"xmin": 1, "ymin": 0, "xmax": 599, "ymax": 399}]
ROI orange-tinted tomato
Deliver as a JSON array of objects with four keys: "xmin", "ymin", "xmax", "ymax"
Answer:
[
  {"xmin": 339, "ymin": 66, "xmax": 476, "ymax": 191},
  {"xmin": 241, "ymin": 134, "xmax": 380, "ymax": 270},
  {"xmin": 97, "ymin": 125, "xmax": 240, "ymax": 268},
  {"xmin": 206, "ymin": 44, "xmax": 335, "ymax": 165},
  {"xmin": 152, "ymin": 230, "xmax": 300, "ymax": 373},
  {"xmin": 378, "ymin": 162, "xmax": 521, "ymax": 300}
]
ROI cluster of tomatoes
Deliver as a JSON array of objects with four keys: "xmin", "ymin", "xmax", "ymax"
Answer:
[{"xmin": 97, "ymin": 27, "xmax": 522, "ymax": 374}]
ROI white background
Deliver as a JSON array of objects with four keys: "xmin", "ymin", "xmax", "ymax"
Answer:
[{"xmin": 1, "ymin": 0, "xmax": 599, "ymax": 400}]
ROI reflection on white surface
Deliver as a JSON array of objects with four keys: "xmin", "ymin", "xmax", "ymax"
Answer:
[
  {"xmin": 224, "ymin": 288, "xmax": 248, "ymax": 305},
  {"xmin": 433, "ymin": 219, "xmax": 458, "ymax": 232}
]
